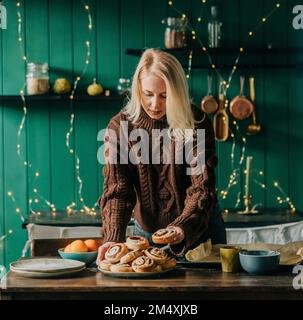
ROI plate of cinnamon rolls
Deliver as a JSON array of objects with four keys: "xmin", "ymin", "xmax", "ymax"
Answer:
[{"xmin": 98, "ymin": 236, "xmax": 177, "ymax": 278}]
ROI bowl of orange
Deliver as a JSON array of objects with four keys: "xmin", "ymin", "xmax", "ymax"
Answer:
[{"xmin": 58, "ymin": 239, "xmax": 99, "ymax": 266}]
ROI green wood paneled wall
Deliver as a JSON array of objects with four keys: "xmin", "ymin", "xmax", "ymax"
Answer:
[{"xmin": 0, "ymin": 0, "xmax": 302, "ymax": 268}]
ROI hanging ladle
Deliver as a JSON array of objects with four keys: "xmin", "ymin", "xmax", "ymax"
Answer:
[{"xmin": 247, "ymin": 77, "xmax": 261, "ymax": 135}]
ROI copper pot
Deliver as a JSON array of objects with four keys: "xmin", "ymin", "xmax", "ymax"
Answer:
[
  {"xmin": 201, "ymin": 75, "xmax": 218, "ymax": 114},
  {"xmin": 229, "ymin": 76, "xmax": 253, "ymax": 120}
]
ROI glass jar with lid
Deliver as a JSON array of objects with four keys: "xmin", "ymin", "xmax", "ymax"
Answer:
[
  {"xmin": 26, "ymin": 62, "xmax": 49, "ymax": 95},
  {"xmin": 117, "ymin": 78, "xmax": 131, "ymax": 96},
  {"xmin": 162, "ymin": 17, "xmax": 187, "ymax": 49}
]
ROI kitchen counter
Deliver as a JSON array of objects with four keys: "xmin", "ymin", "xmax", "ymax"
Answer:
[{"xmin": 1, "ymin": 264, "xmax": 302, "ymax": 300}]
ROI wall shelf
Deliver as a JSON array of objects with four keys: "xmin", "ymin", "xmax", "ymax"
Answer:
[
  {"xmin": 0, "ymin": 94, "xmax": 125, "ymax": 102},
  {"xmin": 126, "ymin": 47, "xmax": 303, "ymax": 70}
]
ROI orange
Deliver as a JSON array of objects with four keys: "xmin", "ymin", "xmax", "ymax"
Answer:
[
  {"xmin": 64, "ymin": 244, "xmax": 71, "ymax": 253},
  {"xmin": 70, "ymin": 240, "xmax": 88, "ymax": 252},
  {"xmin": 84, "ymin": 239, "xmax": 99, "ymax": 252}
]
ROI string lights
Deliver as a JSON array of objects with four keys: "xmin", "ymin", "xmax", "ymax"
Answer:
[{"xmin": 168, "ymin": 1, "xmax": 295, "ymax": 213}]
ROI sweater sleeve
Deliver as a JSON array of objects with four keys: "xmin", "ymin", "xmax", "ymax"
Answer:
[
  {"xmin": 98, "ymin": 117, "xmax": 136, "ymax": 243},
  {"xmin": 168, "ymin": 113, "xmax": 218, "ymax": 255}
]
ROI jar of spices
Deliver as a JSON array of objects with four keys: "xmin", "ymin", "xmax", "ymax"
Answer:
[
  {"xmin": 26, "ymin": 63, "xmax": 49, "ymax": 95},
  {"xmin": 117, "ymin": 78, "xmax": 131, "ymax": 95},
  {"xmin": 162, "ymin": 17, "xmax": 187, "ymax": 49}
]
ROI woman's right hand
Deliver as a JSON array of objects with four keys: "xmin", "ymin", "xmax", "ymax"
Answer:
[{"xmin": 96, "ymin": 241, "xmax": 116, "ymax": 266}]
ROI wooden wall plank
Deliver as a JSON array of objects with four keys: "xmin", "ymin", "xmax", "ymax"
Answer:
[
  {"xmin": 25, "ymin": 0, "xmax": 51, "ymax": 213},
  {"xmin": 120, "ymin": 0, "xmax": 144, "ymax": 78},
  {"xmin": 214, "ymin": 0, "xmax": 241, "ymax": 210},
  {"xmin": 2, "ymin": 0, "xmax": 27, "ymax": 268},
  {"xmin": 73, "ymin": 0, "xmax": 99, "ymax": 208},
  {"xmin": 287, "ymin": 0, "xmax": 303, "ymax": 212},
  {"xmin": 264, "ymin": 0, "xmax": 289, "ymax": 208},
  {"xmin": 96, "ymin": 0, "xmax": 122, "ymax": 199},
  {"xmin": 49, "ymin": 0, "xmax": 74, "ymax": 209},
  {"xmin": 239, "ymin": 0, "xmax": 266, "ymax": 210},
  {"xmin": 0, "ymin": 21, "xmax": 4, "ymax": 266}
]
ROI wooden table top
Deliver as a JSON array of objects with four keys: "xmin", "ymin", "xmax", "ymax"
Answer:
[{"xmin": 1, "ymin": 264, "xmax": 302, "ymax": 300}]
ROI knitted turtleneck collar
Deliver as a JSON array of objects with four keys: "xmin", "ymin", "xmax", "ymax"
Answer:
[{"xmin": 134, "ymin": 107, "xmax": 168, "ymax": 131}]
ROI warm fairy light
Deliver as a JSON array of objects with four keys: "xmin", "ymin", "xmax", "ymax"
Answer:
[
  {"xmin": 168, "ymin": 1, "xmax": 173, "ymax": 5},
  {"xmin": 34, "ymin": 199, "xmax": 39, "ymax": 203},
  {"xmin": 233, "ymin": 121, "xmax": 237, "ymax": 125},
  {"xmin": 85, "ymin": 60, "xmax": 89, "ymax": 64},
  {"xmin": 24, "ymin": 161, "xmax": 27, "ymax": 166},
  {"xmin": 224, "ymin": 209, "xmax": 229, "ymax": 214},
  {"xmin": 202, "ymin": 47, "xmax": 207, "ymax": 52},
  {"xmin": 76, "ymin": 76, "xmax": 80, "ymax": 81},
  {"xmin": 29, "ymin": 199, "xmax": 32, "ymax": 204},
  {"xmin": 33, "ymin": 188, "xmax": 37, "ymax": 193},
  {"xmin": 262, "ymin": 17, "xmax": 266, "ymax": 22},
  {"xmin": 7, "ymin": 192, "xmax": 12, "ymax": 197},
  {"xmin": 242, "ymin": 137, "xmax": 246, "ymax": 143},
  {"xmin": 16, "ymin": 2, "xmax": 20, "ymax": 7},
  {"xmin": 80, "ymin": 198, "xmax": 84, "ymax": 202},
  {"xmin": 70, "ymin": 95, "xmax": 74, "ymax": 100},
  {"xmin": 248, "ymin": 31, "xmax": 253, "ymax": 36},
  {"xmin": 274, "ymin": 182, "xmax": 278, "ymax": 187},
  {"xmin": 105, "ymin": 90, "xmax": 110, "ymax": 96},
  {"xmin": 16, "ymin": 208, "xmax": 20, "ymax": 213},
  {"xmin": 259, "ymin": 171, "xmax": 264, "ymax": 175},
  {"xmin": 23, "ymin": 56, "xmax": 27, "ymax": 60},
  {"xmin": 70, "ymin": 149, "xmax": 74, "ymax": 154},
  {"xmin": 182, "ymin": 14, "xmax": 186, "ymax": 19},
  {"xmin": 233, "ymin": 65, "xmax": 237, "ymax": 70},
  {"xmin": 85, "ymin": 5, "xmax": 89, "ymax": 10},
  {"xmin": 276, "ymin": 3, "xmax": 280, "ymax": 8},
  {"xmin": 197, "ymin": 17, "xmax": 202, "ymax": 22},
  {"xmin": 211, "ymin": 64, "xmax": 216, "ymax": 69},
  {"xmin": 18, "ymin": 37, "xmax": 22, "ymax": 42},
  {"xmin": 240, "ymin": 47, "xmax": 244, "ymax": 52},
  {"xmin": 35, "ymin": 172, "xmax": 40, "ymax": 177},
  {"xmin": 8, "ymin": 230, "xmax": 13, "ymax": 234}
]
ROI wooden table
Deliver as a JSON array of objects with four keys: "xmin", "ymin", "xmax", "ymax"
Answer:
[{"xmin": 1, "ymin": 264, "xmax": 302, "ymax": 300}]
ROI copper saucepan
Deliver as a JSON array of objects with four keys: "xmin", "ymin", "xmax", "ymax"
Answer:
[
  {"xmin": 201, "ymin": 75, "xmax": 218, "ymax": 114},
  {"xmin": 229, "ymin": 76, "xmax": 253, "ymax": 120}
]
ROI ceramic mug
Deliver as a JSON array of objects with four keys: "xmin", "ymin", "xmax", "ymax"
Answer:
[{"xmin": 220, "ymin": 246, "xmax": 242, "ymax": 273}]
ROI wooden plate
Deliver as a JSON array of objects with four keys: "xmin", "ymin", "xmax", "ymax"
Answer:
[{"xmin": 98, "ymin": 267, "xmax": 176, "ymax": 279}]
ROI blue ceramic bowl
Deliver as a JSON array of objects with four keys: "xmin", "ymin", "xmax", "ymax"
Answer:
[
  {"xmin": 239, "ymin": 250, "xmax": 280, "ymax": 275},
  {"xmin": 58, "ymin": 249, "xmax": 98, "ymax": 266}
]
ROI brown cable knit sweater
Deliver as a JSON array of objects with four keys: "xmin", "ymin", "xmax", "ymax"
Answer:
[{"xmin": 98, "ymin": 105, "xmax": 218, "ymax": 254}]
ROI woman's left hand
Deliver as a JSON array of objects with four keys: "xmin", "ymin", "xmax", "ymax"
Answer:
[{"xmin": 166, "ymin": 226, "xmax": 185, "ymax": 245}]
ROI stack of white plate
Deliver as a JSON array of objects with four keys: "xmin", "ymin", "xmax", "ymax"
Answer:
[{"xmin": 10, "ymin": 258, "xmax": 86, "ymax": 278}]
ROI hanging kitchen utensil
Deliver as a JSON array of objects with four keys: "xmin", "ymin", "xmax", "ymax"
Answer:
[
  {"xmin": 214, "ymin": 84, "xmax": 229, "ymax": 141},
  {"xmin": 247, "ymin": 77, "xmax": 261, "ymax": 135},
  {"xmin": 201, "ymin": 74, "xmax": 218, "ymax": 114},
  {"xmin": 229, "ymin": 76, "xmax": 253, "ymax": 120}
]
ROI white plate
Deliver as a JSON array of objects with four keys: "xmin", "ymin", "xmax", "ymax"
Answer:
[
  {"xmin": 10, "ymin": 266, "xmax": 86, "ymax": 278},
  {"xmin": 98, "ymin": 267, "xmax": 176, "ymax": 279},
  {"xmin": 10, "ymin": 258, "xmax": 85, "ymax": 273}
]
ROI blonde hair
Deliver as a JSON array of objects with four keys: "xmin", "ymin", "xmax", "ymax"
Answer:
[{"xmin": 123, "ymin": 48, "xmax": 195, "ymax": 133}]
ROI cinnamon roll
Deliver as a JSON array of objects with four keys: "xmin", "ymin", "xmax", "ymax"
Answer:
[
  {"xmin": 110, "ymin": 263, "xmax": 133, "ymax": 273},
  {"xmin": 162, "ymin": 257, "xmax": 177, "ymax": 270},
  {"xmin": 105, "ymin": 243, "xmax": 129, "ymax": 263},
  {"xmin": 99, "ymin": 259, "xmax": 113, "ymax": 271},
  {"xmin": 125, "ymin": 236, "xmax": 149, "ymax": 251},
  {"xmin": 152, "ymin": 227, "xmax": 178, "ymax": 244},
  {"xmin": 120, "ymin": 249, "xmax": 143, "ymax": 264},
  {"xmin": 132, "ymin": 256, "xmax": 155, "ymax": 273},
  {"xmin": 144, "ymin": 247, "xmax": 168, "ymax": 264}
]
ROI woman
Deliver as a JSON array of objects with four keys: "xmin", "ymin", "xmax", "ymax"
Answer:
[{"xmin": 97, "ymin": 48, "xmax": 226, "ymax": 263}]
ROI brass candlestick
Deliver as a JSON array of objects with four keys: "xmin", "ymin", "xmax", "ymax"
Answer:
[
  {"xmin": 237, "ymin": 195, "xmax": 259, "ymax": 215},
  {"xmin": 237, "ymin": 156, "xmax": 259, "ymax": 215}
]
